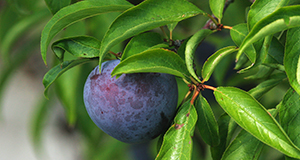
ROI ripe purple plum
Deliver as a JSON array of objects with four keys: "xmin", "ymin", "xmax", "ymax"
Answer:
[{"xmin": 83, "ymin": 59, "xmax": 178, "ymax": 143}]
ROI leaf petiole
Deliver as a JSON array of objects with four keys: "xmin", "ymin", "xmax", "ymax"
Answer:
[{"xmin": 223, "ymin": 25, "xmax": 232, "ymax": 30}]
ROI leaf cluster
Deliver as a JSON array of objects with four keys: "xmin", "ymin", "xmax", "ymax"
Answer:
[
  {"xmin": 39, "ymin": 0, "xmax": 300, "ymax": 159},
  {"xmin": 3, "ymin": 0, "xmax": 300, "ymax": 159}
]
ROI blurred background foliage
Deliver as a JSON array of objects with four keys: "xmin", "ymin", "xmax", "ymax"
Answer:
[{"xmin": 0, "ymin": 0, "xmax": 289, "ymax": 159}]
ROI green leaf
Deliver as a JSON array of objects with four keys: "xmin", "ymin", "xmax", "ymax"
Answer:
[
  {"xmin": 167, "ymin": 22, "xmax": 178, "ymax": 33},
  {"xmin": 257, "ymin": 35, "xmax": 273, "ymax": 64},
  {"xmin": 212, "ymin": 51, "xmax": 235, "ymax": 85},
  {"xmin": 210, "ymin": 113, "xmax": 238, "ymax": 160},
  {"xmin": 265, "ymin": 36, "xmax": 284, "ymax": 64},
  {"xmin": 1, "ymin": 9, "xmax": 49, "ymax": 62},
  {"xmin": 244, "ymin": 65, "xmax": 274, "ymax": 80},
  {"xmin": 201, "ymin": 46, "xmax": 237, "ymax": 82},
  {"xmin": 222, "ymin": 109, "xmax": 277, "ymax": 160},
  {"xmin": 247, "ymin": 0, "xmax": 289, "ymax": 30},
  {"xmin": 195, "ymin": 94, "xmax": 220, "ymax": 146},
  {"xmin": 284, "ymin": 27, "xmax": 300, "ymax": 96},
  {"xmin": 185, "ymin": 29, "xmax": 214, "ymax": 82},
  {"xmin": 111, "ymin": 48, "xmax": 190, "ymax": 79},
  {"xmin": 156, "ymin": 99, "xmax": 197, "ymax": 160},
  {"xmin": 45, "ymin": 0, "xmax": 71, "ymax": 15},
  {"xmin": 43, "ymin": 58, "xmax": 94, "ymax": 98},
  {"xmin": 99, "ymin": 0, "xmax": 204, "ymax": 70},
  {"xmin": 237, "ymin": 33, "xmax": 270, "ymax": 71},
  {"xmin": 221, "ymin": 129, "xmax": 264, "ymax": 160},
  {"xmin": 238, "ymin": 5, "xmax": 300, "ymax": 58},
  {"xmin": 280, "ymin": 88, "xmax": 300, "ymax": 160},
  {"xmin": 248, "ymin": 73, "xmax": 287, "ymax": 100},
  {"xmin": 214, "ymin": 87, "xmax": 300, "ymax": 159},
  {"xmin": 230, "ymin": 23, "xmax": 256, "ymax": 63},
  {"xmin": 51, "ymin": 36, "xmax": 101, "ymax": 61},
  {"xmin": 209, "ymin": 0, "xmax": 226, "ymax": 20},
  {"xmin": 236, "ymin": 35, "xmax": 274, "ymax": 75},
  {"xmin": 177, "ymin": 37, "xmax": 191, "ymax": 61},
  {"xmin": 121, "ymin": 32, "xmax": 166, "ymax": 61},
  {"xmin": 70, "ymin": 64, "xmax": 103, "ymax": 145},
  {"xmin": 40, "ymin": 0, "xmax": 133, "ymax": 65},
  {"xmin": 234, "ymin": 53, "xmax": 249, "ymax": 70},
  {"xmin": 54, "ymin": 64, "xmax": 83, "ymax": 126}
]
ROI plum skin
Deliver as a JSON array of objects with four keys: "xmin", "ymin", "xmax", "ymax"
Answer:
[{"xmin": 83, "ymin": 59, "xmax": 178, "ymax": 143}]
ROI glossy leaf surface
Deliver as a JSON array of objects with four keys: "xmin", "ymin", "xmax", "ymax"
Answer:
[
  {"xmin": 54, "ymin": 65, "xmax": 83, "ymax": 126},
  {"xmin": 285, "ymin": 27, "xmax": 300, "ymax": 95},
  {"xmin": 280, "ymin": 88, "xmax": 300, "ymax": 160},
  {"xmin": 52, "ymin": 36, "xmax": 100, "ymax": 61},
  {"xmin": 247, "ymin": 0, "xmax": 289, "ymax": 30},
  {"xmin": 156, "ymin": 100, "xmax": 197, "ymax": 160},
  {"xmin": 111, "ymin": 48, "xmax": 190, "ymax": 79},
  {"xmin": 177, "ymin": 37, "xmax": 191, "ymax": 61},
  {"xmin": 99, "ymin": 0, "xmax": 204, "ymax": 70},
  {"xmin": 209, "ymin": 0, "xmax": 226, "ymax": 20},
  {"xmin": 214, "ymin": 87, "xmax": 300, "ymax": 159},
  {"xmin": 210, "ymin": 114, "xmax": 237, "ymax": 160},
  {"xmin": 238, "ymin": 5, "xmax": 300, "ymax": 58},
  {"xmin": 195, "ymin": 94, "xmax": 219, "ymax": 146},
  {"xmin": 221, "ymin": 109, "xmax": 277, "ymax": 160},
  {"xmin": 43, "ymin": 58, "xmax": 93, "ymax": 98},
  {"xmin": 221, "ymin": 129, "xmax": 263, "ymax": 160},
  {"xmin": 41, "ymin": 0, "xmax": 133, "ymax": 65},
  {"xmin": 248, "ymin": 73, "xmax": 286, "ymax": 100},
  {"xmin": 230, "ymin": 23, "xmax": 256, "ymax": 62},
  {"xmin": 121, "ymin": 32, "xmax": 166, "ymax": 61},
  {"xmin": 201, "ymin": 46, "xmax": 237, "ymax": 82},
  {"xmin": 265, "ymin": 36, "xmax": 284, "ymax": 64},
  {"xmin": 185, "ymin": 29, "xmax": 213, "ymax": 82}
]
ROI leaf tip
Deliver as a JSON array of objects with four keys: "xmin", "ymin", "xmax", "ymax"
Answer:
[
  {"xmin": 43, "ymin": 91, "xmax": 49, "ymax": 100},
  {"xmin": 41, "ymin": 53, "xmax": 48, "ymax": 66}
]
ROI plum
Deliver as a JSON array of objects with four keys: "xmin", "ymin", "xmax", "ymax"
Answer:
[{"xmin": 83, "ymin": 59, "xmax": 178, "ymax": 143}]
